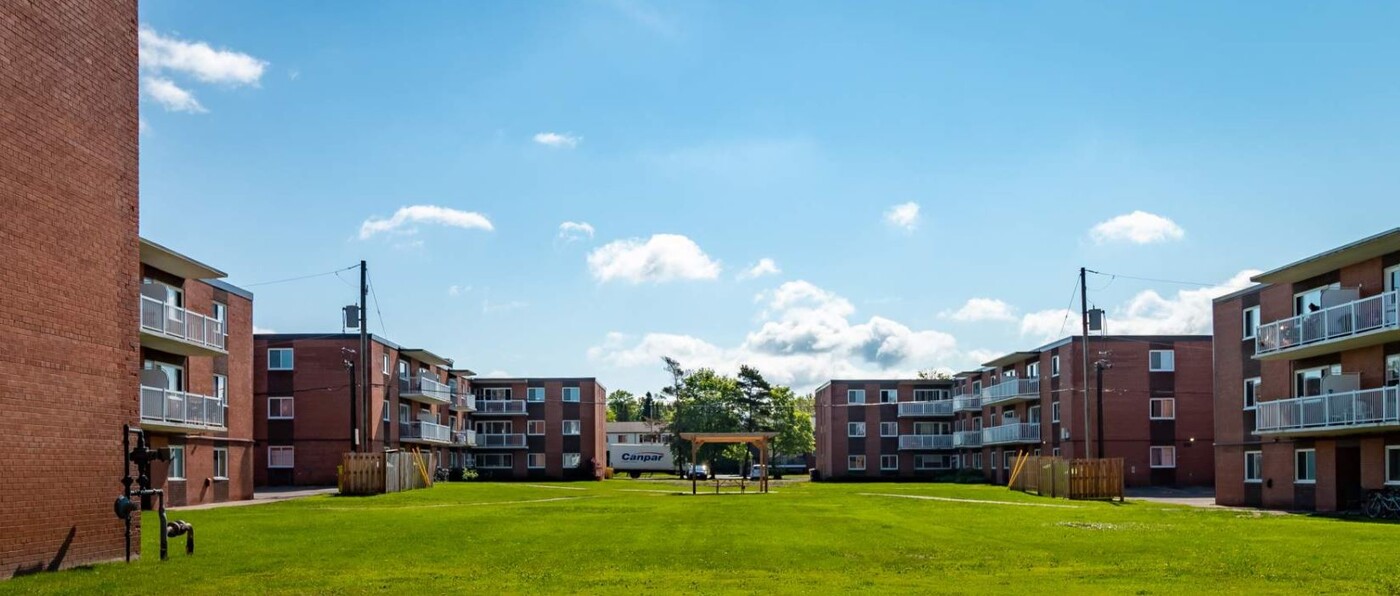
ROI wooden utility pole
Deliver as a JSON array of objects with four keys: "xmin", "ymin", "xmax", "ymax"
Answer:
[{"xmin": 1080, "ymin": 267, "xmax": 1092, "ymax": 459}]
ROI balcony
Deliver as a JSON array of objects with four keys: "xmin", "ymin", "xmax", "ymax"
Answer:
[
  {"xmin": 139, "ymin": 295, "xmax": 226, "ymax": 357},
  {"xmin": 898, "ymin": 400, "xmax": 954, "ymax": 417},
  {"xmin": 452, "ymin": 429, "xmax": 478, "ymax": 447},
  {"xmin": 953, "ymin": 395, "xmax": 983, "ymax": 412},
  {"xmin": 1255, "ymin": 290, "xmax": 1400, "ymax": 361},
  {"xmin": 140, "ymin": 385, "xmax": 225, "ymax": 432},
  {"xmin": 475, "ymin": 433, "xmax": 527, "ymax": 449},
  {"xmin": 475, "ymin": 399, "xmax": 527, "ymax": 416},
  {"xmin": 449, "ymin": 393, "xmax": 477, "ymax": 412},
  {"xmin": 982, "ymin": 422, "xmax": 1040, "ymax": 445},
  {"xmin": 400, "ymin": 420, "xmax": 451, "ymax": 444},
  {"xmin": 399, "ymin": 375, "xmax": 451, "ymax": 405},
  {"xmin": 899, "ymin": 434, "xmax": 954, "ymax": 450},
  {"xmin": 981, "ymin": 378, "xmax": 1041, "ymax": 407},
  {"xmin": 953, "ymin": 430, "xmax": 983, "ymax": 448},
  {"xmin": 1255, "ymin": 386, "xmax": 1400, "ymax": 436}
]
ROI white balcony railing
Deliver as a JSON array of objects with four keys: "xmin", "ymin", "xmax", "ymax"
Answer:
[
  {"xmin": 898, "ymin": 400, "xmax": 954, "ymax": 417},
  {"xmin": 953, "ymin": 395, "xmax": 983, "ymax": 412},
  {"xmin": 1255, "ymin": 386, "xmax": 1400, "ymax": 434},
  {"xmin": 982, "ymin": 378, "xmax": 1040, "ymax": 406},
  {"xmin": 475, "ymin": 399, "xmax": 527, "ymax": 415},
  {"xmin": 475, "ymin": 433, "xmax": 527, "ymax": 448},
  {"xmin": 401, "ymin": 420, "xmax": 451, "ymax": 443},
  {"xmin": 953, "ymin": 430, "xmax": 983, "ymax": 448},
  {"xmin": 139, "ymin": 295, "xmax": 226, "ymax": 352},
  {"xmin": 140, "ymin": 385, "xmax": 225, "ymax": 431},
  {"xmin": 899, "ymin": 434, "xmax": 954, "ymax": 450},
  {"xmin": 450, "ymin": 393, "xmax": 477, "ymax": 412},
  {"xmin": 982, "ymin": 422, "xmax": 1040, "ymax": 445},
  {"xmin": 1255, "ymin": 291, "xmax": 1400, "ymax": 358},
  {"xmin": 453, "ymin": 429, "xmax": 478, "ymax": 447},
  {"xmin": 399, "ymin": 375, "xmax": 451, "ymax": 403}
]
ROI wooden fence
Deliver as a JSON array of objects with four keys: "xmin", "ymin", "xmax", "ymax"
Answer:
[
  {"xmin": 1009, "ymin": 455, "xmax": 1124, "ymax": 501},
  {"xmin": 339, "ymin": 450, "xmax": 437, "ymax": 496}
]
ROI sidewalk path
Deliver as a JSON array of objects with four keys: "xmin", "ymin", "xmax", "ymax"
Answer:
[{"xmin": 170, "ymin": 487, "xmax": 337, "ymax": 511}]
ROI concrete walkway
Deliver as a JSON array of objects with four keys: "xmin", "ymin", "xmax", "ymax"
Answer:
[
  {"xmin": 1126, "ymin": 486, "xmax": 1219, "ymax": 508},
  {"xmin": 170, "ymin": 487, "xmax": 337, "ymax": 511}
]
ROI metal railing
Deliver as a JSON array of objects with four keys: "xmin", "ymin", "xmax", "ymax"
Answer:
[
  {"xmin": 898, "ymin": 400, "xmax": 954, "ymax": 417},
  {"xmin": 899, "ymin": 434, "xmax": 954, "ymax": 450},
  {"xmin": 139, "ymin": 296, "xmax": 225, "ymax": 352},
  {"xmin": 475, "ymin": 433, "xmax": 527, "ymax": 448},
  {"xmin": 982, "ymin": 422, "xmax": 1040, "ymax": 445},
  {"xmin": 1256, "ymin": 290, "xmax": 1400, "ymax": 357},
  {"xmin": 140, "ymin": 385, "xmax": 225, "ymax": 430},
  {"xmin": 399, "ymin": 374, "xmax": 451, "ymax": 403},
  {"xmin": 475, "ymin": 399, "xmax": 527, "ymax": 415},
  {"xmin": 400, "ymin": 420, "xmax": 451, "ymax": 443},
  {"xmin": 981, "ymin": 378, "xmax": 1040, "ymax": 406},
  {"xmin": 451, "ymin": 393, "xmax": 477, "ymax": 412},
  {"xmin": 1255, "ymin": 386, "xmax": 1400, "ymax": 434},
  {"xmin": 953, "ymin": 395, "xmax": 983, "ymax": 412},
  {"xmin": 953, "ymin": 430, "xmax": 983, "ymax": 448},
  {"xmin": 452, "ymin": 429, "xmax": 478, "ymax": 447}
]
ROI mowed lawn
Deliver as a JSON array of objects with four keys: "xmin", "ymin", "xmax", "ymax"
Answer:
[{"xmin": 11, "ymin": 480, "xmax": 1400, "ymax": 594}]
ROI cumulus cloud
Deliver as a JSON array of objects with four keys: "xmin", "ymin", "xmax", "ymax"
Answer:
[
  {"xmin": 359, "ymin": 205, "xmax": 494, "ymax": 240},
  {"xmin": 558, "ymin": 221, "xmax": 595, "ymax": 242},
  {"xmin": 138, "ymin": 25, "xmax": 266, "ymax": 113},
  {"xmin": 1090, "ymin": 211, "xmax": 1185, "ymax": 244},
  {"xmin": 142, "ymin": 77, "xmax": 205, "ymax": 113},
  {"xmin": 447, "ymin": 285, "xmax": 471, "ymax": 297},
  {"xmin": 533, "ymin": 132, "xmax": 581, "ymax": 148},
  {"xmin": 738, "ymin": 258, "xmax": 781, "ymax": 280},
  {"xmin": 252, "ymin": 326, "xmax": 277, "ymax": 335},
  {"xmin": 884, "ymin": 202, "xmax": 920, "ymax": 232},
  {"xmin": 589, "ymin": 280, "xmax": 977, "ymax": 392},
  {"xmin": 941, "ymin": 298, "xmax": 1017, "ymax": 322},
  {"xmin": 1019, "ymin": 270, "xmax": 1261, "ymax": 342},
  {"xmin": 587, "ymin": 234, "xmax": 721, "ymax": 283}
]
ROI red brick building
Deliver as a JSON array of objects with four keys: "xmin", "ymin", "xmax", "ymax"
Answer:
[
  {"xmin": 0, "ymin": 0, "xmax": 140, "ymax": 575},
  {"xmin": 1213, "ymin": 228, "xmax": 1400, "ymax": 512},
  {"xmin": 470, "ymin": 378, "xmax": 608, "ymax": 480},
  {"xmin": 814, "ymin": 379, "xmax": 959, "ymax": 479},
  {"xmin": 138, "ymin": 239, "xmax": 255, "ymax": 507}
]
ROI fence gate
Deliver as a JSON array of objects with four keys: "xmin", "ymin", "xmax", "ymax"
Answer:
[{"xmin": 1010, "ymin": 456, "xmax": 1123, "ymax": 501}]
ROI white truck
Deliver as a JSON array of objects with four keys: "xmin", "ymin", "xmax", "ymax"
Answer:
[{"xmin": 608, "ymin": 443, "xmax": 678, "ymax": 478}]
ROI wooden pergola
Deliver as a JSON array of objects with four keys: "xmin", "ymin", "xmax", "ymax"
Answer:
[{"xmin": 678, "ymin": 432, "xmax": 779, "ymax": 495}]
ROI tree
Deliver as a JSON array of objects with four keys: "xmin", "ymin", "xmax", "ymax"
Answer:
[
  {"xmin": 607, "ymin": 390, "xmax": 639, "ymax": 422},
  {"xmin": 917, "ymin": 369, "xmax": 953, "ymax": 380},
  {"xmin": 666, "ymin": 366, "xmax": 744, "ymax": 467},
  {"xmin": 771, "ymin": 387, "xmax": 815, "ymax": 460}
]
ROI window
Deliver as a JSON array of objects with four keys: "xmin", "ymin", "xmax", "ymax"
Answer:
[
  {"xmin": 990, "ymin": 451, "xmax": 1000, "ymax": 471},
  {"xmin": 168, "ymin": 446, "xmax": 185, "ymax": 480},
  {"xmin": 563, "ymin": 453, "xmax": 582, "ymax": 468},
  {"xmin": 528, "ymin": 453, "xmax": 546, "ymax": 469},
  {"xmin": 1051, "ymin": 355, "xmax": 1060, "ymax": 377},
  {"xmin": 527, "ymin": 387, "xmax": 545, "ymax": 402},
  {"xmin": 1051, "ymin": 401, "xmax": 1061, "ymax": 423},
  {"xmin": 562, "ymin": 387, "xmax": 580, "ymax": 402},
  {"xmin": 213, "ymin": 374, "xmax": 227, "ymax": 402},
  {"xmin": 267, "ymin": 348, "xmax": 294, "ymax": 371},
  {"xmin": 1295, "ymin": 365, "xmax": 1342, "ymax": 397},
  {"xmin": 382, "ymin": 353, "xmax": 390, "ymax": 375},
  {"xmin": 1149, "ymin": 350, "xmax": 1175, "ymax": 372},
  {"xmin": 268, "ymin": 446, "xmax": 294, "ymax": 469},
  {"xmin": 478, "ymin": 420, "xmax": 513, "ymax": 434},
  {"xmin": 382, "ymin": 399, "xmax": 390, "ymax": 421},
  {"xmin": 972, "ymin": 380, "xmax": 981, "ymax": 394},
  {"xmin": 913, "ymin": 421, "xmax": 948, "ymax": 435},
  {"xmin": 880, "ymin": 421, "xmax": 898, "ymax": 437},
  {"xmin": 1388, "ymin": 265, "xmax": 1400, "ymax": 292},
  {"xmin": 213, "ymin": 448, "xmax": 229, "ymax": 479},
  {"xmin": 1295, "ymin": 449, "xmax": 1316, "ymax": 483},
  {"xmin": 1026, "ymin": 362, "xmax": 1040, "ymax": 379},
  {"xmin": 1295, "ymin": 286, "xmax": 1327, "ymax": 316},
  {"xmin": 268, "ymin": 396, "xmax": 294, "ymax": 419},
  {"xmin": 1003, "ymin": 451, "xmax": 1013, "ymax": 470},
  {"xmin": 1242, "ymin": 307, "xmax": 1260, "ymax": 340},
  {"xmin": 848, "ymin": 455, "xmax": 866, "ymax": 471},
  {"xmin": 972, "ymin": 453, "xmax": 982, "ymax": 469},
  {"xmin": 563, "ymin": 420, "xmax": 581, "ymax": 435},
  {"xmin": 1052, "ymin": 448, "xmax": 1061, "ymax": 458},
  {"xmin": 1149, "ymin": 446, "xmax": 1176, "ymax": 468},
  {"xmin": 399, "ymin": 403, "xmax": 410, "ymax": 423},
  {"xmin": 1028, "ymin": 405, "xmax": 1042, "ymax": 424},
  {"xmin": 1149, "ymin": 398, "xmax": 1176, "ymax": 420},
  {"xmin": 1243, "ymin": 378, "xmax": 1261, "ymax": 410},
  {"xmin": 1388, "ymin": 354, "xmax": 1400, "ymax": 385},
  {"xmin": 483, "ymin": 387, "xmax": 512, "ymax": 400},
  {"xmin": 397, "ymin": 360, "xmax": 409, "ymax": 380},
  {"xmin": 880, "ymin": 455, "xmax": 899, "ymax": 471},
  {"xmin": 880, "ymin": 389, "xmax": 898, "ymax": 404},
  {"xmin": 527, "ymin": 420, "xmax": 545, "ymax": 435},
  {"xmin": 1245, "ymin": 451, "xmax": 1262, "ymax": 483},
  {"xmin": 212, "ymin": 302, "xmax": 227, "ymax": 335},
  {"xmin": 847, "ymin": 389, "xmax": 866, "ymax": 404},
  {"xmin": 914, "ymin": 454, "xmax": 952, "ymax": 470},
  {"xmin": 1387, "ymin": 447, "xmax": 1400, "ymax": 486},
  {"xmin": 913, "ymin": 389, "xmax": 947, "ymax": 401},
  {"xmin": 848, "ymin": 422, "xmax": 866, "ymax": 438},
  {"xmin": 478, "ymin": 454, "xmax": 512, "ymax": 469}
]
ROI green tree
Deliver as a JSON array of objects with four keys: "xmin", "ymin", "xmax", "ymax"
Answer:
[
  {"xmin": 607, "ymin": 390, "xmax": 639, "ymax": 422},
  {"xmin": 771, "ymin": 387, "xmax": 815, "ymax": 460},
  {"xmin": 917, "ymin": 369, "xmax": 953, "ymax": 380}
]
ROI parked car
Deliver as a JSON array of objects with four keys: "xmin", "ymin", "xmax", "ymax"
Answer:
[
  {"xmin": 748, "ymin": 464, "xmax": 783, "ymax": 481},
  {"xmin": 685, "ymin": 464, "xmax": 710, "ymax": 480}
]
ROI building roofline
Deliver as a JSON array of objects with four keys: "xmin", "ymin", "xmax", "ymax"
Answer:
[
  {"xmin": 400, "ymin": 348, "xmax": 452, "ymax": 368},
  {"xmin": 139, "ymin": 237, "xmax": 227, "ymax": 280},
  {"xmin": 1251, "ymin": 227, "xmax": 1400, "ymax": 285},
  {"xmin": 254, "ymin": 332, "xmax": 404, "ymax": 351},
  {"xmin": 206, "ymin": 278, "xmax": 253, "ymax": 301},
  {"xmin": 981, "ymin": 351, "xmax": 1040, "ymax": 369},
  {"xmin": 471, "ymin": 377, "xmax": 602, "ymax": 383},
  {"xmin": 1212, "ymin": 283, "xmax": 1267, "ymax": 304},
  {"xmin": 817, "ymin": 378, "xmax": 956, "ymax": 385}
]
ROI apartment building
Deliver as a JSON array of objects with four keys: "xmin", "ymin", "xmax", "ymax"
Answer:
[
  {"xmin": 1214, "ymin": 228, "xmax": 1400, "ymax": 512},
  {"xmin": 813, "ymin": 379, "xmax": 960, "ymax": 480},
  {"xmin": 954, "ymin": 335, "xmax": 1214, "ymax": 488},
  {"xmin": 470, "ymin": 378, "xmax": 608, "ymax": 480},
  {"xmin": 1, "ymin": 0, "xmax": 140, "ymax": 575},
  {"xmin": 138, "ymin": 240, "xmax": 256, "ymax": 507}
]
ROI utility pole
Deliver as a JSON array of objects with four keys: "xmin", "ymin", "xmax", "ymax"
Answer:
[
  {"xmin": 1095, "ymin": 359, "xmax": 1111, "ymax": 459},
  {"xmin": 1080, "ymin": 267, "xmax": 1092, "ymax": 460},
  {"xmin": 359, "ymin": 260, "xmax": 369, "ymax": 453},
  {"xmin": 344, "ymin": 356, "xmax": 357, "ymax": 452}
]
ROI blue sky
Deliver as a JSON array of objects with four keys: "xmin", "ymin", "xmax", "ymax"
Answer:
[{"xmin": 138, "ymin": 2, "xmax": 1400, "ymax": 394}]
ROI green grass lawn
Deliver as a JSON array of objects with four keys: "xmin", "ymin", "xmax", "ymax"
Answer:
[{"xmin": 11, "ymin": 480, "xmax": 1400, "ymax": 594}]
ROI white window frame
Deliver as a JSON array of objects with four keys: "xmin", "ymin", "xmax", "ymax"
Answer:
[
  {"xmin": 880, "ymin": 454, "xmax": 898, "ymax": 471},
  {"xmin": 1148, "ymin": 350, "xmax": 1175, "ymax": 372},
  {"xmin": 213, "ymin": 447, "xmax": 229, "ymax": 480},
  {"xmin": 972, "ymin": 452, "xmax": 982, "ymax": 469},
  {"xmin": 1051, "ymin": 355, "xmax": 1060, "ymax": 377},
  {"xmin": 268, "ymin": 396, "xmax": 294, "ymax": 420},
  {"xmin": 880, "ymin": 421, "xmax": 898, "ymax": 437},
  {"xmin": 168, "ymin": 445, "xmax": 185, "ymax": 480},
  {"xmin": 478, "ymin": 453, "xmax": 513, "ymax": 469},
  {"xmin": 990, "ymin": 450, "xmax": 999, "ymax": 471},
  {"xmin": 267, "ymin": 348, "xmax": 294, "ymax": 371},
  {"xmin": 848, "ymin": 455, "xmax": 866, "ymax": 471},
  {"xmin": 1245, "ymin": 451, "xmax": 1263, "ymax": 483},
  {"xmin": 528, "ymin": 453, "xmax": 546, "ymax": 469},
  {"xmin": 1242, "ymin": 306, "xmax": 1260, "ymax": 340},
  {"xmin": 399, "ymin": 403, "xmax": 410, "ymax": 423},
  {"xmin": 848, "ymin": 422, "xmax": 866, "ymax": 438},
  {"xmin": 1026, "ymin": 362, "xmax": 1040, "ymax": 379},
  {"xmin": 1028, "ymin": 405, "xmax": 1042, "ymax": 424},
  {"xmin": 563, "ymin": 453, "xmax": 582, "ymax": 468},
  {"xmin": 1051, "ymin": 448, "xmax": 1061, "ymax": 458},
  {"xmin": 527, "ymin": 387, "xmax": 545, "ymax": 402},
  {"xmin": 880, "ymin": 389, "xmax": 898, "ymax": 404},
  {"xmin": 1051, "ymin": 401, "xmax": 1061, "ymax": 423},
  {"xmin": 1386, "ymin": 446, "xmax": 1400, "ymax": 486},
  {"xmin": 562, "ymin": 387, "xmax": 581, "ymax": 403},
  {"xmin": 1295, "ymin": 449, "xmax": 1317, "ymax": 484},
  {"xmin": 847, "ymin": 389, "xmax": 866, "ymax": 405},
  {"xmin": 563, "ymin": 420, "xmax": 581, "ymax": 435},
  {"xmin": 1149, "ymin": 446, "xmax": 1176, "ymax": 468},
  {"xmin": 1244, "ymin": 378, "xmax": 1261, "ymax": 411},
  {"xmin": 1387, "ymin": 265, "xmax": 1400, "ymax": 292},
  {"xmin": 213, "ymin": 374, "xmax": 227, "ymax": 402},
  {"xmin": 1149, "ymin": 398, "xmax": 1176, "ymax": 420},
  {"xmin": 527, "ymin": 420, "xmax": 546, "ymax": 435},
  {"xmin": 268, "ymin": 446, "xmax": 294, "ymax": 469},
  {"xmin": 382, "ymin": 353, "xmax": 390, "ymax": 375}
]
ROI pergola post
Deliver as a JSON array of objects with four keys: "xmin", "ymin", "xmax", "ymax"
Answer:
[{"xmin": 691, "ymin": 440, "xmax": 698, "ymax": 495}]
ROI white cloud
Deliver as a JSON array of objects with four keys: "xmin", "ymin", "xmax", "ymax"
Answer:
[
  {"xmin": 884, "ymin": 202, "xmax": 920, "ymax": 232},
  {"xmin": 558, "ymin": 221, "xmax": 595, "ymax": 242},
  {"xmin": 738, "ymin": 258, "xmax": 781, "ymax": 280},
  {"xmin": 253, "ymin": 326, "xmax": 277, "ymax": 335},
  {"xmin": 138, "ymin": 117, "xmax": 150, "ymax": 135},
  {"xmin": 1019, "ymin": 270, "xmax": 1261, "ymax": 342},
  {"xmin": 589, "ymin": 280, "xmax": 979, "ymax": 392},
  {"xmin": 533, "ymin": 132, "xmax": 581, "ymax": 148},
  {"xmin": 941, "ymin": 298, "xmax": 1017, "ymax": 322},
  {"xmin": 448, "ymin": 284, "xmax": 471, "ymax": 297},
  {"xmin": 139, "ymin": 25, "xmax": 267, "ymax": 85},
  {"xmin": 587, "ymin": 234, "xmax": 721, "ymax": 283},
  {"xmin": 358, "ymin": 205, "xmax": 494, "ymax": 240},
  {"xmin": 1090, "ymin": 211, "xmax": 1185, "ymax": 244},
  {"xmin": 482, "ymin": 298, "xmax": 527, "ymax": 314},
  {"xmin": 142, "ymin": 77, "xmax": 205, "ymax": 113}
]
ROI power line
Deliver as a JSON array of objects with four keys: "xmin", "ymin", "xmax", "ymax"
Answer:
[
  {"xmin": 244, "ymin": 265, "xmax": 358, "ymax": 288},
  {"xmin": 1055, "ymin": 278, "xmax": 1080, "ymax": 339},
  {"xmin": 368, "ymin": 271, "xmax": 387, "ymax": 337},
  {"xmin": 1087, "ymin": 270, "xmax": 1217, "ymax": 288}
]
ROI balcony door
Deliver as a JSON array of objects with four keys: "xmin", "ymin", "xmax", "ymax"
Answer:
[
  {"xmin": 1002, "ymin": 410, "xmax": 1018, "ymax": 424},
  {"xmin": 914, "ymin": 422, "xmax": 949, "ymax": 435},
  {"xmin": 1295, "ymin": 365, "xmax": 1343, "ymax": 397},
  {"xmin": 476, "ymin": 420, "xmax": 512, "ymax": 434},
  {"xmin": 1387, "ymin": 265, "xmax": 1399, "ymax": 292},
  {"xmin": 143, "ymin": 360, "xmax": 183, "ymax": 391}
]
